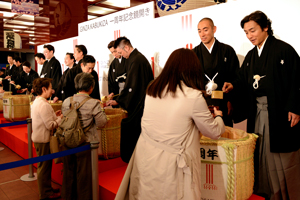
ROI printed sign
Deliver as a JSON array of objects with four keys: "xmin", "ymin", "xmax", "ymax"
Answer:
[{"xmin": 11, "ymin": 0, "xmax": 39, "ymax": 16}]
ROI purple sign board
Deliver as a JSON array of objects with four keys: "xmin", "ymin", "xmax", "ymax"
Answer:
[{"xmin": 11, "ymin": 0, "xmax": 39, "ymax": 16}]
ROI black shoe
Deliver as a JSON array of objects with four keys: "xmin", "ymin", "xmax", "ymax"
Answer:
[
  {"xmin": 52, "ymin": 188, "xmax": 60, "ymax": 193},
  {"xmin": 40, "ymin": 192, "xmax": 61, "ymax": 200}
]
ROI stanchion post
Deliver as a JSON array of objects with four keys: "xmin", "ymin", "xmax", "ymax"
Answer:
[
  {"xmin": 20, "ymin": 118, "xmax": 37, "ymax": 181},
  {"xmin": 27, "ymin": 118, "xmax": 34, "ymax": 178},
  {"xmin": 90, "ymin": 141, "xmax": 99, "ymax": 200}
]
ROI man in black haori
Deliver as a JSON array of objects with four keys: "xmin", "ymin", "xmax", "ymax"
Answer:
[
  {"xmin": 224, "ymin": 11, "xmax": 300, "ymax": 200},
  {"xmin": 193, "ymin": 17, "xmax": 240, "ymax": 126}
]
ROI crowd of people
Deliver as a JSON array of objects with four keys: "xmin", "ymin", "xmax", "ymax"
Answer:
[{"xmin": 1, "ymin": 10, "xmax": 299, "ymax": 200}]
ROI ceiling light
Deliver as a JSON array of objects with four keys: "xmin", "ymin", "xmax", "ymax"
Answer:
[{"xmin": 4, "ymin": 25, "xmax": 28, "ymax": 29}]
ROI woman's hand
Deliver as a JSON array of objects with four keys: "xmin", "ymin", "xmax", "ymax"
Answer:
[
  {"xmin": 53, "ymin": 97, "xmax": 59, "ymax": 103},
  {"xmin": 55, "ymin": 110, "xmax": 62, "ymax": 117}
]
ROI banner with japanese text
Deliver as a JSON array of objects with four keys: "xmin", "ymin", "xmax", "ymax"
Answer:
[{"xmin": 11, "ymin": 0, "xmax": 39, "ymax": 16}]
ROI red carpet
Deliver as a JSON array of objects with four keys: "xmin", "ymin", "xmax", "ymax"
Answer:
[{"xmin": 0, "ymin": 113, "xmax": 264, "ymax": 200}]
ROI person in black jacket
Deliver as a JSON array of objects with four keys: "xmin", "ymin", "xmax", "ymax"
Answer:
[
  {"xmin": 106, "ymin": 37, "xmax": 154, "ymax": 163},
  {"xmin": 106, "ymin": 37, "xmax": 154, "ymax": 115},
  {"xmin": 107, "ymin": 40, "xmax": 127, "ymax": 105},
  {"xmin": 60, "ymin": 54, "xmax": 100, "ymax": 100},
  {"xmin": 12, "ymin": 61, "xmax": 39, "ymax": 94},
  {"xmin": 1, "ymin": 55, "xmax": 17, "ymax": 91},
  {"xmin": 35, "ymin": 53, "xmax": 46, "ymax": 66},
  {"xmin": 53, "ymin": 53, "xmax": 76, "ymax": 102},
  {"xmin": 193, "ymin": 18, "xmax": 240, "ymax": 126},
  {"xmin": 224, "ymin": 11, "xmax": 300, "ymax": 200},
  {"xmin": 41, "ymin": 44, "xmax": 62, "ymax": 96},
  {"xmin": 3, "ymin": 56, "xmax": 23, "ymax": 93}
]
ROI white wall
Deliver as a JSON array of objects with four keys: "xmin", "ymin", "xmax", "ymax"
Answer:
[{"xmin": 37, "ymin": 36, "xmax": 77, "ymax": 75}]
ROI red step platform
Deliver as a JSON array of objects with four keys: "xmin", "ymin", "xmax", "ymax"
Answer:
[{"xmin": 0, "ymin": 113, "xmax": 264, "ymax": 200}]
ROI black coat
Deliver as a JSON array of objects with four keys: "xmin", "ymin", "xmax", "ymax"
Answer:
[
  {"xmin": 63, "ymin": 61, "xmax": 100, "ymax": 100},
  {"xmin": 235, "ymin": 36, "xmax": 300, "ymax": 153},
  {"xmin": 15, "ymin": 69, "xmax": 39, "ymax": 92},
  {"xmin": 54, "ymin": 63, "xmax": 76, "ymax": 100},
  {"xmin": 116, "ymin": 49, "xmax": 154, "ymax": 163},
  {"xmin": 40, "ymin": 57, "xmax": 62, "ymax": 91},
  {"xmin": 193, "ymin": 39, "xmax": 240, "ymax": 124},
  {"xmin": 2, "ymin": 64, "xmax": 22, "ymax": 92},
  {"xmin": 108, "ymin": 57, "xmax": 127, "ymax": 98},
  {"xmin": 116, "ymin": 49, "xmax": 154, "ymax": 115}
]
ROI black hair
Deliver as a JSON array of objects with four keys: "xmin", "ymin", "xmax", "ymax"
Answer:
[
  {"xmin": 114, "ymin": 36, "xmax": 132, "ymax": 49},
  {"xmin": 82, "ymin": 55, "xmax": 95, "ymax": 66},
  {"xmin": 66, "ymin": 53, "xmax": 75, "ymax": 61},
  {"xmin": 107, "ymin": 40, "xmax": 115, "ymax": 49},
  {"xmin": 75, "ymin": 45, "xmax": 88, "ymax": 56},
  {"xmin": 13, "ymin": 56, "xmax": 22, "ymax": 63},
  {"xmin": 241, "ymin": 11, "xmax": 273, "ymax": 36},
  {"xmin": 22, "ymin": 61, "xmax": 31, "ymax": 68},
  {"xmin": 35, "ymin": 53, "xmax": 45, "ymax": 60},
  {"xmin": 43, "ymin": 44, "xmax": 55, "ymax": 53}
]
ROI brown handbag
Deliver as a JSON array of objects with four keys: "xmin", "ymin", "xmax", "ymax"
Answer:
[{"xmin": 50, "ymin": 130, "xmax": 63, "ymax": 164}]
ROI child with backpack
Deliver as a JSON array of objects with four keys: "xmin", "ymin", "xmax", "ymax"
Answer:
[
  {"xmin": 61, "ymin": 72, "xmax": 107, "ymax": 200},
  {"xmin": 31, "ymin": 78, "xmax": 63, "ymax": 200}
]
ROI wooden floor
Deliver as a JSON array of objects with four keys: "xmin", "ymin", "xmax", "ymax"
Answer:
[{"xmin": 0, "ymin": 142, "xmax": 62, "ymax": 200}]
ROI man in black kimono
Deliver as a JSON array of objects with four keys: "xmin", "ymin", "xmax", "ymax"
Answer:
[
  {"xmin": 53, "ymin": 53, "xmax": 76, "ymax": 102},
  {"xmin": 107, "ymin": 40, "xmax": 127, "ymax": 105},
  {"xmin": 12, "ymin": 61, "xmax": 39, "ymax": 94},
  {"xmin": 60, "ymin": 54, "xmax": 100, "ymax": 100},
  {"xmin": 34, "ymin": 53, "xmax": 46, "ymax": 66},
  {"xmin": 1, "ymin": 55, "xmax": 16, "ymax": 91},
  {"xmin": 193, "ymin": 18, "xmax": 240, "ymax": 126},
  {"xmin": 41, "ymin": 45, "xmax": 62, "ymax": 96},
  {"xmin": 4, "ymin": 55, "xmax": 15, "ymax": 78},
  {"xmin": 3, "ymin": 56, "xmax": 23, "ymax": 93},
  {"xmin": 106, "ymin": 37, "xmax": 154, "ymax": 163},
  {"xmin": 225, "ymin": 11, "xmax": 300, "ymax": 200}
]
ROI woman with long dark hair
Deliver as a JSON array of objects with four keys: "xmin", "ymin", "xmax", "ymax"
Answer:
[{"xmin": 115, "ymin": 48, "xmax": 225, "ymax": 200}]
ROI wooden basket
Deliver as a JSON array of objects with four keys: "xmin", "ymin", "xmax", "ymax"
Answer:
[
  {"xmin": 200, "ymin": 126, "xmax": 258, "ymax": 200},
  {"xmin": 3, "ymin": 94, "xmax": 32, "ymax": 121},
  {"xmin": 0, "ymin": 91, "xmax": 12, "ymax": 113},
  {"xmin": 97, "ymin": 108, "xmax": 128, "ymax": 159},
  {"xmin": 48, "ymin": 100, "xmax": 62, "ymax": 112}
]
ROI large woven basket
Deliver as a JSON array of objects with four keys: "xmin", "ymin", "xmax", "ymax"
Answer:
[
  {"xmin": 200, "ymin": 126, "xmax": 258, "ymax": 200},
  {"xmin": 0, "ymin": 91, "xmax": 12, "ymax": 113},
  {"xmin": 3, "ymin": 94, "xmax": 32, "ymax": 121},
  {"xmin": 97, "ymin": 108, "xmax": 128, "ymax": 159}
]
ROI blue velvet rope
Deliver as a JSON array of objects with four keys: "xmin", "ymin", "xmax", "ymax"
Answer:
[
  {"xmin": 0, "ymin": 120, "xmax": 27, "ymax": 128},
  {"xmin": 0, "ymin": 144, "xmax": 91, "ymax": 171}
]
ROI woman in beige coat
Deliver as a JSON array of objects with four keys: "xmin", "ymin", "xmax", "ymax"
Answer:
[
  {"xmin": 115, "ymin": 48, "xmax": 225, "ymax": 200},
  {"xmin": 31, "ymin": 78, "xmax": 63, "ymax": 200}
]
